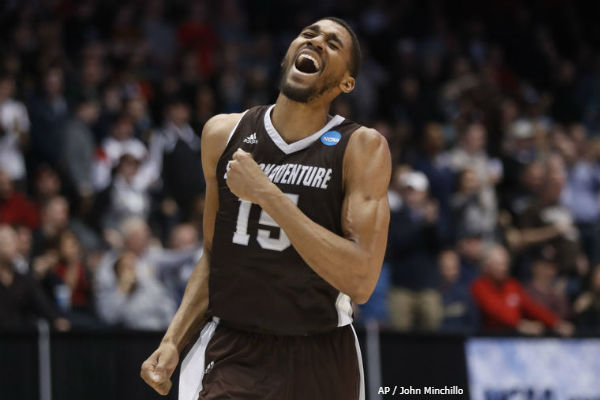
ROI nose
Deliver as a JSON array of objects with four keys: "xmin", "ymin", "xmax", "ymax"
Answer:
[{"xmin": 306, "ymin": 36, "xmax": 325, "ymax": 53}]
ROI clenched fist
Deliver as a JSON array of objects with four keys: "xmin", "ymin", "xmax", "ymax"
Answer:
[
  {"xmin": 140, "ymin": 342, "xmax": 179, "ymax": 395},
  {"xmin": 226, "ymin": 149, "xmax": 275, "ymax": 204}
]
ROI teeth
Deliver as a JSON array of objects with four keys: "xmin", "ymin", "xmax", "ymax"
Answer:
[{"xmin": 299, "ymin": 54, "xmax": 319, "ymax": 70}]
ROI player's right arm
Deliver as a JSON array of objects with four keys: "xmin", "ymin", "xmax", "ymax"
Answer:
[{"xmin": 140, "ymin": 112, "xmax": 243, "ymax": 395}]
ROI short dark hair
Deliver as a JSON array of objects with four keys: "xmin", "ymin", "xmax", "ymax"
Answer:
[{"xmin": 322, "ymin": 17, "xmax": 361, "ymax": 78}]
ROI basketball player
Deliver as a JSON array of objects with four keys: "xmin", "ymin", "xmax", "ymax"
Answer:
[{"xmin": 141, "ymin": 17, "xmax": 391, "ymax": 400}]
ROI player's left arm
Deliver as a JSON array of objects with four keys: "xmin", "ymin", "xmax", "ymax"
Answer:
[{"xmin": 226, "ymin": 128, "xmax": 391, "ymax": 304}]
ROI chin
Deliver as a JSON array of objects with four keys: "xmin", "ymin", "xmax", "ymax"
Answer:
[{"xmin": 279, "ymin": 78, "xmax": 317, "ymax": 103}]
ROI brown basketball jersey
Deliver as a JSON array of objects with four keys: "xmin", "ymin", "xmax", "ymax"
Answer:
[{"xmin": 209, "ymin": 104, "xmax": 362, "ymax": 335}]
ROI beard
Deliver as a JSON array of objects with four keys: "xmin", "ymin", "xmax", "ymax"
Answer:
[{"xmin": 278, "ymin": 54, "xmax": 340, "ymax": 103}]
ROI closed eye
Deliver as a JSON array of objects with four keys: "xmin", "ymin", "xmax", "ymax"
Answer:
[
  {"xmin": 301, "ymin": 32, "xmax": 315, "ymax": 38},
  {"xmin": 328, "ymin": 41, "xmax": 339, "ymax": 50}
]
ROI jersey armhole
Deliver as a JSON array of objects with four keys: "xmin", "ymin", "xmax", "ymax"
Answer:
[{"xmin": 224, "ymin": 110, "xmax": 248, "ymax": 147}]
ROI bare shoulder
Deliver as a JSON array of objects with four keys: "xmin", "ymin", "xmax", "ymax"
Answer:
[
  {"xmin": 343, "ymin": 126, "xmax": 391, "ymax": 194},
  {"xmin": 201, "ymin": 113, "xmax": 244, "ymax": 165},
  {"xmin": 344, "ymin": 126, "xmax": 391, "ymax": 171},
  {"xmin": 201, "ymin": 113, "xmax": 244, "ymax": 147},
  {"xmin": 347, "ymin": 126, "xmax": 389, "ymax": 151}
]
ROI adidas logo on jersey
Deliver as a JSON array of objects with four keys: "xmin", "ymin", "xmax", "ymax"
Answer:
[{"xmin": 243, "ymin": 133, "xmax": 258, "ymax": 144}]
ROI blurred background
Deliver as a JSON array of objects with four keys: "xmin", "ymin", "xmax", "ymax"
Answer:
[{"xmin": 1, "ymin": 0, "xmax": 600, "ymax": 399}]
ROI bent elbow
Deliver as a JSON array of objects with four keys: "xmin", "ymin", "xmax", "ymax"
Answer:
[
  {"xmin": 351, "ymin": 281, "xmax": 375, "ymax": 305},
  {"xmin": 352, "ymin": 292, "xmax": 372, "ymax": 305}
]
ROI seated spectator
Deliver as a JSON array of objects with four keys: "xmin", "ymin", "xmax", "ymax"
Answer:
[
  {"xmin": 33, "ymin": 165, "xmax": 63, "ymax": 207},
  {"xmin": 42, "ymin": 230, "xmax": 98, "ymax": 328},
  {"xmin": 573, "ymin": 265, "xmax": 600, "ymax": 334},
  {"xmin": 525, "ymin": 246, "xmax": 570, "ymax": 319},
  {"xmin": 95, "ymin": 217, "xmax": 198, "ymax": 321},
  {"xmin": 455, "ymin": 228, "xmax": 484, "ymax": 285},
  {"xmin": 438, "ymin": 249, "xmax": 478, "ymax": 333},
  {"xmin": 0, "ymin": 225, "xmax": 69, "ymax": 331},
  {"xmin": 0, "ymin": 74, "xmax": 29, "ymax": 184},
  {"xmin": 31, "ymin": 196, "xmax": 69, "ymax": 258},
  {"xmin": 103, "ymin": 251, "xmax": 175, "ymax": 330},
  {"xmin": 0, "ymin": 169, "xmax": 39, "ymax": 230},
  {"xmin": 12, "ymin": 224, "xmax": 32, "ymax": 274},
  {"xmin": 471, "ymin": 244, "xmax": 573, "ymax": 336},
  {"xmin": 387, "ymin": 170, "xmax": 443, "ymax": 331},
  {"xmin": 163, "ymin": 223, "xmax": 202, "ymax": 303}
]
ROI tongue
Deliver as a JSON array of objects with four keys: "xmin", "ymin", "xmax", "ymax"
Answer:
[{"xmin": 295, "ymin": 57, "xmax": 318, "ymax": 74}]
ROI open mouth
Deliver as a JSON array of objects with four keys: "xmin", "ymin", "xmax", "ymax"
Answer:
[{"xmin": 294, "ymin": 53, "xmax": 320, "ymax": 74}]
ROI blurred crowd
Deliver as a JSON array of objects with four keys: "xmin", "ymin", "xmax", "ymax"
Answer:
[{"xmin": 1, "ymin": 0, "xmax": 600, "ymax": 335}]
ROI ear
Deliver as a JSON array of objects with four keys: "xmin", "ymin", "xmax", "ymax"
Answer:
[{"xmin": 339, "ymin": 76, "xmax": 355, "ymax": 94}]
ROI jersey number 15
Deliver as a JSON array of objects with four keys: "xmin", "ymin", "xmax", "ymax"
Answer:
[{"xmin": 232, "ymin": 193, "xmax": 299, "ymax": 252}]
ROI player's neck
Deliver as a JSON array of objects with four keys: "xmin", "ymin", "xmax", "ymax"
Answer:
[{"xmin": 271, "ymin": 94, "xmax": 330, "ymax": 143}]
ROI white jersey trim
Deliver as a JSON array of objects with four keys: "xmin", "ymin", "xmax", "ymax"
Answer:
[
  {"xmin": 179, "ymin": 317, "xmax": 220, "ymax": 400},
  {"xmin": 225, "ymin": 110, "xmax": 249, "ymax": 147},
  {"xmin": 351, "ymin": 324, "xmax": 366, "ymax": 400},
  {"xmin": 335, "ymin": 292, "xmax": 354, "ymax": 326},
  {"xmin": 263, "ymin": 104, "xmax": 345, "ymax": 154}
]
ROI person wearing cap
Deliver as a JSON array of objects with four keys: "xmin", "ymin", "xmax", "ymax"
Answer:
[
  {"xmin": 471, "ymin": 244, "xmax": 573, "ymax": 336},
  {"xmin": 499, "ymin": 119, "xmax": 538, "ymax": 202},
  {"xmin": 386, "ymin": 169, "xmax": 443, "ymax": 331}
]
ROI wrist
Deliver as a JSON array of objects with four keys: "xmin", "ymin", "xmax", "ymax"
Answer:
[
  {"xmin": 160, "ymin": 336, "xmax": 182, "ymax": 352},
  {"xmin": 256, "ymin": 181, "xmax": 283, "ymax": 209}
]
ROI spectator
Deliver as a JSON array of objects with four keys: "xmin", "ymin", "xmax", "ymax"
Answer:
[
  {"xmin": 31, "ymin": 196, "xmax": 69, "ymax": 259},
  {"xmin": 101, "ymin": 151, "xmax": 154, "ymax": 231},
  {"xmin": 0, "ymin": 225, "xmax": 69, "ymax": 331},
  {"xmin": 443, "ymin": 122, "xmax": 502, "ymax": 240},
  {"xmin": 0, "ymin": 169, "xmax": 39, "ymax": 230},
  {"xmin": 471, "ymin": 244, "xmax": 573, "ymax": 336},
  {"xmin": 525, "ymin": 246, "xmax": 570, "ymax": 320},
  {"xmin": 0, "ymin": 74, "xmax": 30, "ymax": 183},
  {"xmin": 455, "ymin": 228, "xmax": 485, "ymax": 285},
  {"xmin": 574, "ymin": 265, "xmax": 600, "ymax": 333},
  {"xmin": 411, "ymin": 122, "xmax": 455, "ymax": 243},
  {"xmin": 451, "ymin": 168, "xmax": 497, "ymax": 242},
  {"xmin": 95, "ymin": 217, "xmax": 198, "ymax": 322},
  {"xmin": 387, "ymin": 170, "xmax": 443, "ymax": 331},
  {"xmin": 42, "ymin": 230, "xmax": 97, "ymax": 327},
  {"xmin": 13, "ymin": 224, "xmax": 32, "ymax": 274},
  {"xmin": 33, "ymin": 165, "xmax": 63, "ymax": 206},
  {"xmin": 92, "ymin": 115, "xmax": 150, "ymax": 192},
  {"xmin": 558, "ymin": 129, "xmax": 600, "ymax": 264},
  {"xmin": 150, "ymin": 99, "xmax": 204, "ymax": 219},
  {"xmin": 516, "ymin": 154, "xmax": 581, "ymax": 275},
  {"xmin": 104, "ymin": 251, "xmax": 175, "ymax": 330},
  {"xmin": 499, "ymin": 119, "xmax": 540, "ymax": 206},
  {"xmin": 164, "ymin": 223, "xmax": 202, "ymax": 303},
  {"xmin": 60, "ymin": 96, "xmax": 100, "ymax": 205},
  {"xmin": 438, "ymin": 249, "xmax": 478, "ymax": 333},
  {"xmin": 28, "ymin": 67, "xmax": 70, "ymax": 168}
]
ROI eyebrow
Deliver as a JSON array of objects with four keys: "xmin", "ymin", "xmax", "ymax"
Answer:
[{"xmin": 302, "ymin": 24, "xmax": 345, "ymax": 48}]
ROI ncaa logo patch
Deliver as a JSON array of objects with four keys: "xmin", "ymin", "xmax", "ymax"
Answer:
[{"xmin": 320, "ymin": 130, "xmax": 342, "ymax": 146}]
